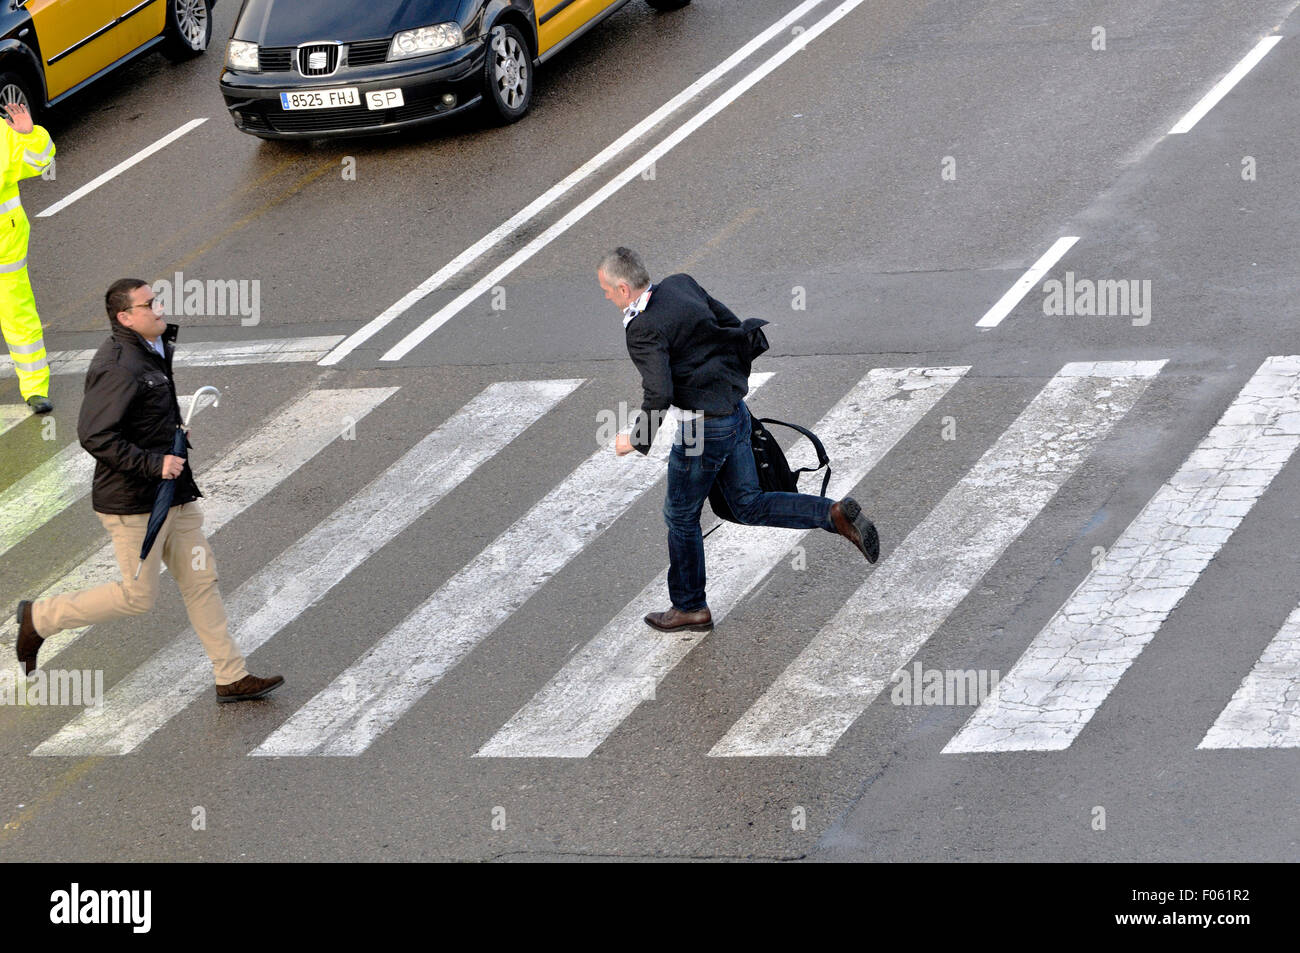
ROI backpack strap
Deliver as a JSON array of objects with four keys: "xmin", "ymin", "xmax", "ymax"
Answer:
[{"xmin": 757, "ymin": 417, "xmax": 832, "ymax": 498}]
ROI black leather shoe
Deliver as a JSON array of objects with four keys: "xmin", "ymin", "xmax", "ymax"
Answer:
[
  {"xmin": 215, "ymin": 673, "xmax": 284, "ymax": 703},
  {"xmin": 830, "ymin": 497, "xmax": 880, "ymax": 563},
  {"xmin": 15, "ymin": 600, "xmax": 43, "ymax": 676},
  {"xmin": 26, "ymin": 395, "xmax": 52, "ymax": 414},
  {"xmin": 644, "ymin": 607, "xmax": 713, "ymax": 632}
]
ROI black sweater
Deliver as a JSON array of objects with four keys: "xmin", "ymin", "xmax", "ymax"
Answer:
[{"xmin": 623, "ymin": 273, "xmax": 768, "ymax": 455}]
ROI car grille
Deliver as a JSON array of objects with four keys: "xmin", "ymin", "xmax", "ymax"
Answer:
[
  {"xmin": 256, "ymin": 40, "xmax": 389, "ymax": 72},
  {"xmin": 347, "ymin": 39, "xmax": 390, "ymax": 66},
  {"xmin": 298, "ymin": 43, "xmax": 340, "ymax": 76},
  {"xmin": 258, "ymin": 47, "xmax": 293, "ymax": 71}
]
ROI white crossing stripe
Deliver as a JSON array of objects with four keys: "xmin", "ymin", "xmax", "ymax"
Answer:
[
  {"xmin": 0, "ymin": 396, "xmax": 210, "ymax": 561},
  {"xmin": 0, "ymin": 405, "xmax": 29, "ymax": 438},
  {"xmin": 947, "ymin": 356, "xmax": 1300, "ymax": 753},
  {"xmin": 714, "ymin": 361, "xmax": 1165, "ymax": 757},
  {"xmin": 0, "ymin": 336, "xmax": 346, "ymax": 378},
  {"xmin": 31, "ymin": 379, "xmax": 582, "ymax": 756},
  {"xmin": 252, "ymin": 374, "xmax": 775, "ymax": 757},
  {"xmin": 478, "ymin": 367, "xmax": 968, "ymax": 759},
  {"xmin": 1199, "ymin": 603, "xmax": 1300, "ymax": 749},
  {"xmin": 14, "ymin": 388, "xmax": 398, "ymax": 668}
]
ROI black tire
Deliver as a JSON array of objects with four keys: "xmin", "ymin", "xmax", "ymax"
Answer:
[
  {"xmin": 161, "ymin": 0, "xmax": 213, "ymax": 62},
  {"xmin": 0, "ymin": 69, "xmax": 41, "ymax": 126},
  {"xmin": 481, "ymin": 22, "xmax": 533, "ymax": 125},
  {"xmin": 646, "ymin": 0, "xmax": 692, "ymax": 9}
]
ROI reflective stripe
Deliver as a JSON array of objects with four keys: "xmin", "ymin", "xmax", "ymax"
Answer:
[
  {"xmin": 27, "ymin": 140, "xmax": 54, "ymax": 161},
  {"xmin": 23, "ymin": 154, "xmax": 51, "ymax": 171},
  {"xmin": 0, "ymin": 257, "xmax": 28, "ymax": 273},
  {"xmin": 0, "ymin": 196, "xmax": 20, "ymax": 214},
  {"xmin": 12, "ymin": 357, "xmax": 48, "ymax": 372},
  {"xmin": 8, "ymin": 338, "xmax": 45, "ymax": 355}
]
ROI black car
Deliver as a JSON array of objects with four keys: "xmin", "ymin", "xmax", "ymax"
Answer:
[{"xmin": 219, "ymin": 0, "xmax": 690, "ymax": 140}]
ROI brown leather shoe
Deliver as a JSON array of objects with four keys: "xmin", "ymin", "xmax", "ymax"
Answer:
[
  {"xmin": 15, "ymin": 600, "xmax": 43, "ymax": 677},
  {"xmin": 215, "ymin": 673, "xmax": 284, "ymax": 703},
  {"xmin": 644, "ymin": 607, "xmax": 713, "ymax": 632},
  {"xmin": 830, "ymin": 497, "xmax": 880, "ymax": 563}
]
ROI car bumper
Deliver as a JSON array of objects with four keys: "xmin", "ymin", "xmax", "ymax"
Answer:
[{"xmin": 219, "ymin": 41, "xmax": 487, "ymax": 139}]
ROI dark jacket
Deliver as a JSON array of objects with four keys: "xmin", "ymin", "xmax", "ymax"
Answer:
[
  {"xmin": 78, "ymin": 322, "xmax": 201, "ymax": 515},
  {"xmin": 623, "ymin": 273, "xmax": 769, "ymax": 454}
]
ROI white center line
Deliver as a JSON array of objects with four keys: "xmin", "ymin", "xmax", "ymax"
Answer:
[
  {"xmin": 379, "ymin": 0, "xmax": 872, "ymax": 362},
  {"xmin": 1169, "ymin": 35, "xmax": 1282, "ymax": 135},
  {"xmin": 36, "ymin": 118, "xmax": 208, "ymax": 218},
  {"xmin": 318, "ymin": 0, "xmax": 829, "ymax": 366},
  {"xmin": 975, "ymin": 237, "xmax": 1078, "ymax": 330}
]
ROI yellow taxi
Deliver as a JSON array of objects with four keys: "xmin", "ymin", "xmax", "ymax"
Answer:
[{"xmin": 0, "ymin": 0, "xmax": 215, "ymax": 119}]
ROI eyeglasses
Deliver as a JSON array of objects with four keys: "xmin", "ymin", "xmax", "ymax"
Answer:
[{"xmin": 128, "ymin": 298, "xmax": 164, "ymax": 314}]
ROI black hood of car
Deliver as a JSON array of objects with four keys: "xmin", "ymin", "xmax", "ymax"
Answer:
[{"xmin": 234, "ymin": 0, "xmax": 470, "ymax": 46}]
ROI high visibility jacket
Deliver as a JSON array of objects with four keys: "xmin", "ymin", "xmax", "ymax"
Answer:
[
  {"xmin": 1, "ymin": 120, "xmax": 55, "ymax": 400},
  {"xmin": 1, "ymin": 120, "xmax": 55, "ymax": 266}
]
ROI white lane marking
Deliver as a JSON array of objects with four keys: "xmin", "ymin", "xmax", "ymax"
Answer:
[
  {"xmin": 947, "ymin": 356, "xmax": 1300, "ymax": 753},
  {"xmin": 380, "ymin": 0, "xmax": 873, "ymax": 362},
  {"xmin": 318, "ymin": 0, "xmax": 829, "ymax": 366},
  {"xmin": 975, "ymin": 237, "xmax": 1079, "ymax": 329},
  {"xmin": 0, "ymin": 396, "xmax": 210, "ymax": 560},
  {"xmin": 18, "ymin": 388, "xmax": 398, "ymax": 667},
  {"xmin": 0, "ymin": 336, "xmax": 345, "ymax": 378},
  {"xmin": 715, "ymin": 361, "xmax": 1166, "ymax": 757},
  {"xmin": 1200, "ymin": 603, "xmax": 1300, "ymax": 749},
  {"xmin": 36, "ymin": 119, "xmax": 209, "ymax": 218},
  {"xmin": 1169, "ymin": 36, "xmax": 1282, "ymax": 134},
  {"xmin": 252, "ymin": 374, "xmax": 774, "ymax": 756},
  {"xmin": 31, "ymin": 380, "xmax": 582, "ymax": 756},
  {"xmin": 0, "ymin": 405, "xmax": 29, "ymax": 438},
  {"xmin": 478, "ymin": 367, "xmax": 968, "ymax": 758}
]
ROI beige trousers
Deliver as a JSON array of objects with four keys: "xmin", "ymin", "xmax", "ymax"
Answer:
[{"xmin": 32, "ymin": 502, "xmax": 248, "ymax": 685}]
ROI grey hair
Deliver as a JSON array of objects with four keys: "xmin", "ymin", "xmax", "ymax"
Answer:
[{"xmin": 598, "ymin": 247, "xmax": 650, "ymax": 290}]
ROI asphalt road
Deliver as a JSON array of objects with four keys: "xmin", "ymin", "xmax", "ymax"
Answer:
[{"xmin": 1, "ymin": 0, "xmax": 1297, "ymax": 862}]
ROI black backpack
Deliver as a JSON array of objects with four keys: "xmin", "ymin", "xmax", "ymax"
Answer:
[{"xmin": 708, "ymin": 417, "xmax": 831, "ymax": 524}]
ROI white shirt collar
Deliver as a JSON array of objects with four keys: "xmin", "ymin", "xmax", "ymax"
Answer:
[{"xmin": 622, "ymin": 285, "xmax": 653, "ymax": 328}]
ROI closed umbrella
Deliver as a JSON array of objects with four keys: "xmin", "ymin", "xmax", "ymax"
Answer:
[{"xmin": 134, "ymin": 386, "xmax": 220, "ymax": 579}]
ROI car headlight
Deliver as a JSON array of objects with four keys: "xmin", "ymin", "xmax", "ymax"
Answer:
[
  {"xmin": 389, "ymin": 23, "xmax": 463, "ymax": 60},
  {"xmin": 226, "ymin": 39, "xmax": 260, "ymax": 71}
]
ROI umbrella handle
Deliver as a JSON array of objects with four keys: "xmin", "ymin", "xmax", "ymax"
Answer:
[{"xmin": 184, "ymin": 385, "xmax": 221, "ymax": 430}]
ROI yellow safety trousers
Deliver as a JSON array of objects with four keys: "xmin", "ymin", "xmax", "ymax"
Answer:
[{"xmin": 1, "ymin": 121, "xmax": 56, "ymax": 401}]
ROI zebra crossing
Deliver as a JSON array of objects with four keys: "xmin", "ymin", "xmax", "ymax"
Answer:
[{"xmin": 3, "ymin": 357, "xmax": 1299, "ymax": 760}]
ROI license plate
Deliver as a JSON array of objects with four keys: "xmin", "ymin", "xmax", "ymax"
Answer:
[
  {"xmin": 366, "ymin": 88, "xmax": 405, "ymax": 110},
  {"xmin": 279, "ymin": 88, "xmax": 360, "ymax": 110}
]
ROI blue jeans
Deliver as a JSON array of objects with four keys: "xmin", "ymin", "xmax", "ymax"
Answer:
[{"xmin": 663, "ymin": 401, "xmax": 835, "ymax": 612}]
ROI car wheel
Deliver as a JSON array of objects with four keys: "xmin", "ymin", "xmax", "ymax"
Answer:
[
  {"xmin": 646, "ymin": 0, "xmax": 692, "ymax": 9},
  {"xmin": 0, "ymin": 70, "xmax": 41, "ymax": 125},
  {"xmin": 481, "ymin": 23, "xmax": 533, "ymax": 124},
  {"xmin": 162, "ymin": 0, "xmax": 213, "ymax": 61}
]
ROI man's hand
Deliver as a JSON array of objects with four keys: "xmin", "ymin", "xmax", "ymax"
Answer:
[
  {"xmin": 614, "ymin": 433, "xmax": 635, "ymax": 456},
  {"xmin": 3, "ymin": 103, "xmax": 34, "ymax": 135},
  {"xmin": 161, "ymin": 454, "xmax": 185, "ymax": 479}
]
